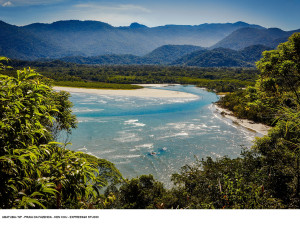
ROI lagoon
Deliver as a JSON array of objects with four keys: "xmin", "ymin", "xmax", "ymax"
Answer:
[{"xmin": 65, "ymin": 85, "xmax": 260, "ymax": 186}]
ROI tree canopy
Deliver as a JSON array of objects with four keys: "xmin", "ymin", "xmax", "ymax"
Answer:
[{"xmin": 0, "ymin": 60, "xmax": 121, "ymax": 209}]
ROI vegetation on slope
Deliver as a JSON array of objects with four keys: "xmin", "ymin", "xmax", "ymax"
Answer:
[
  {"xmin": 172, "ymin": 45, "xmax": 272, "ymax": 67},
  {"xmin": 212, "ymin": 27, "xmax": 300, "ymax": 50},
  {"xmin": 58, "ymin": 44, "xmax": 271, "ymax": 67},
  {"xmin": 0, "ymin": 60, "xmax": 122, "ymax": 209},
  {"xmin": 7, "ymin": 60, "xmax": 259, "ymax": 92},
  {"xmin": 218, "ymin": 33, "xmax": 300, "ymax": 125}
]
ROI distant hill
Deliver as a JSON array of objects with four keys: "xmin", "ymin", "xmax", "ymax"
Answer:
[
  {"xmin": 0, "ymin": 20, "xmax": 264, "ymax": 60},
  {"xmin": 239, "ymin": 45, "xmax": 273, "ymax": 63},
  {"xmin": 61, "ymin": 45, "xmax": 204, "ymax": 65},
  {"xmin": 172, "ymin": 45, "xmax": 272, "ymax": 67},
  {"xmin": 141, "ymin": 45, "xmax": 204, "ymax": 64},
  {"xmin": 171, "ymin": 49, "xmax": 209, "ymax": 65},
  {"xmin": 1, "ymin": 19, "xmax": 298, "ymax": 64},
  {"xmin": 212, "ymin": 27, "xmax": 300, "ymax": 50},
  {"xmin": 173, "ymin": 48, "xmax": 250, "ymax": 67},
  {"xmin": 60, "ymin": 44, "xmax": 272, "ymax": 67},
  {"xmin": 0, "ymin": 21, "xmax": 63, "ymax": 60}
]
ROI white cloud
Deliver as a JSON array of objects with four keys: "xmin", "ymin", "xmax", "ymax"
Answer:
[
  {"xmin": 63, "ymin": 3, "xmax": 152, "ymax": 26},
  {"xmin": 74, "ymin": 3, "xmax": 151, "ymax": 13},
  {"xmin": 2, "ymin": 1, "xmax": 13, "ymax": 7},
  {"xmin": 0, "ymin": 0, "xmax": 64, "ymax": 7}
]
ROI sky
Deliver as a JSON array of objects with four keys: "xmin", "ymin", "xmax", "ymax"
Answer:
[{"xmin": 0, "ymin": 0, "xmax": 299, "ymax": 30}]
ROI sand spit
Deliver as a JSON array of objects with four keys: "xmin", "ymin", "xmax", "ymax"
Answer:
[
  {"xmin": 53, "ymin": 86, "xmax": 198, "ymax": 98},
  {"xmin": 134, "ymin": 84, "xmax": 180, "ymax": 87}
]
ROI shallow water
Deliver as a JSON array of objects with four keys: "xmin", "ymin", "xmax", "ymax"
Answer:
[{"xmin": 64, "ymin": 85, "xmax": 260, "ymax": 186}]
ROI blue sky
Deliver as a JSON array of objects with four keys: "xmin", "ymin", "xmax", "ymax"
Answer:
[{"xmin": 0, "ymin": 0, "xmax": 299, "ymax": 30}]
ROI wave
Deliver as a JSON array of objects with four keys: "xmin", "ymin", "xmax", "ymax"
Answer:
[
  {"xmin": 124, "ymin": 119, "xmax": 146, "ymax": 127},
  {"xmin": 111, "ymin": 154, "xmax": 141, "ymax": 159},
  {"xmin": 114, "ymin": 132, "xmax": 142, "ymax": 143},
  {"xmin": 73, "ymin": 107, "xmax": 104, "ymax": 113},
  {"xmin": 77, "ymin": 117, "xmax": 107, "ymax": 123}
]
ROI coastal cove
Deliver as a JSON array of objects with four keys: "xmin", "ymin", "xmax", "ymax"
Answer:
[{"xmin": 60, "ymin": 85, "xmax": 264, "ymax": 186}]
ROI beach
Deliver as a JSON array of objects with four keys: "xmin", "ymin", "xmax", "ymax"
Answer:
[
  {"xmin": 214, "ymin": 104, "xmax": 271, "ymax": 136},
  {"xmin": 53, "ymin": 85, "xmax": 198, "ymax": 98}
]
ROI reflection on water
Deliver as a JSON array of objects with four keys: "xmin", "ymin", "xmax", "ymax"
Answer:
[{"xmin": 65, "ymin": 85, "xmax": 260, "ymax": 187}]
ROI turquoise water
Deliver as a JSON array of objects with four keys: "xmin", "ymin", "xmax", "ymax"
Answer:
[{"xmin": 66, "ymin": 85, "xmax": 259, "ymax": 186}]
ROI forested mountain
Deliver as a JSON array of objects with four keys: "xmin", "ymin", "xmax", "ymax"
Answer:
[
  {"xmin": 60, "ymin": 44, "xmax": 271, "ymax": 67},
  {"xmin": 1, "ymin": 19, "xmax": 298, "ymax": 65},
  {"xmin": 240, "ymin": 45, "xmax": 273, "ymax": 63},
  {"xmin": 61, "ymin": 45, "xmax": 204, "ymax": 65},
  {"xmin": 172, "ymin": 45, "xmax": 272, "ymax": 67},
  {"xmin": 141, "ymin": 45, "xmax": 204, "ymax": 64},
  {"xmin": 173, "ymin": 48, "xmax": 249, "ymax": 67},
  {"xmin": 212, "ymin": 27, "xmax": 300, "ymax": 50},
  {"xmin": 0, "ymin": 21, "xmax": 63, "ymax": 59},
  {"xmin": 0, "ymin": 20, "xmax": 262, "ymax": 59}
]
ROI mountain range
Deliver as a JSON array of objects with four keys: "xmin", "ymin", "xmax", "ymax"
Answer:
[
  {"xmin": 211, "ymin": 27, "xmax": 300, "ymax": 50},
  {"xmin": 60, "ymin": 44, "xmax": 273, "ymax": 67},
  {"xmin": 0, "ymin": 20, "xmax": 299, "ymax": 67},
  {"xmin": 0, "ymin": 20, "xmax": 262, "ymax": 59}
]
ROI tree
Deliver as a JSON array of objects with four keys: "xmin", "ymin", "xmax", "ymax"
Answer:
[
  {"xmin": 170, "ymin": 156, "xmax": 282, "ymax": 209},
  {"xmin": 256, "ymin": 33, "xmax": 300, "ymax": 107},
  {"xmin": 249, "ymin": 33, "xmax": 300, "ymax": 207},
  {"xmin": 0, "ymin": 59, "xmax": 117, "ymax": 209},
  {"xmin": 117, "ymin": 175, "xmax": 166, "ymax": 209}
]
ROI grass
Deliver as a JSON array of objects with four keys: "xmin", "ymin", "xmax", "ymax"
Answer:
[{"xmin": 53, "ymin": 81, "xmax": 143, "ymax": 90}]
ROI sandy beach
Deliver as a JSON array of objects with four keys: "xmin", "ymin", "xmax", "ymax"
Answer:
[
  {"xmin": 135, "ymin": 84, "xmax": 180, "ymax": 87},
  {"xmin": 214, "ymin": 104, "xmax": 271, "ymax": 136},
  {"xmin": 53, "ymin": 85, "xmax": 198, "ymax": 98}
]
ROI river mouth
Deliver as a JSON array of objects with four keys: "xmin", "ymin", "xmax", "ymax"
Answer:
[{"xmin": 63, "ymin": 85, "xmax": 259, "ymax": 187}]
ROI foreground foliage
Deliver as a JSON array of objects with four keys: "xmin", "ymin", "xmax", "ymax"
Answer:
[{"xmin": 0, "ymin": 61, "xmax": 122, "ymax": 208}]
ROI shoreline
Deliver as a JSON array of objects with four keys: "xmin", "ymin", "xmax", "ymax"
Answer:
[
  {"xmin": 134, "ymin": 84, "xmax": 181, "ymax": 87},
  {"xmin": 213, "ymin": 104, "xmax": 271, "ymax": 136},
  {"xmin": 53, "ymin": 85, "xmax": 198, "ymax": 98}
]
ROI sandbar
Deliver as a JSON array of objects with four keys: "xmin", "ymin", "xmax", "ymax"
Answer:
[
  {"xmin": 53, "ymin": 86, "xmax": 198, "ymax": 98},
  {"xmin": 214, "ymin": 104, "xmax": 271, "ymax": 136},
  {"xmin": 135, "ymin": 84, "xmax": 180, "ymax": 87}
]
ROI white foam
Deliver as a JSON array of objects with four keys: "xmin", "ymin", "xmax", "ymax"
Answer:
[
  {"xmin": 124, "ymin": 119, "xmax": 146, "ymax": 127},
  {"xmin": 77, "ymin": 146, "xmax": 87, "ymax": 151},
  {"xmin": 97, "ymin": 100, "xmax": 108, "ymax": 104},
  {"xmin": 114, "ymin": 133, "xmax": 142, "ymax": 143},
  {"xmin": 77, "ymin": 118, "xmax": 107, "ymax": 123},
  {"xmin": 112, "ymin": 154, "xmax": 141, "ymax": 159},
  {"xmin": 158, "ymin": 132, "xmax": 189, "ymax": 139},
  {"xmin": 135, "ymin": 143, "xmax": 154, "ymax": 149},
  {"xmin": 175, "ymin": 132, "xmax": 189, "ymax": 136},
  {"xmin": 99, "ymin": 149, "xmax": 116, "ymax": 154},
  {"xmin": 73, "ymin": 108, "xmax": 104, "ymax": 113}
]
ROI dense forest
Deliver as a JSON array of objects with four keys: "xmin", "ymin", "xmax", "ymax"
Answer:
[
  {"xmin": 0, "ymin": 33, "xmax": 299, "ymax": 209},
  {"xmin": 7, "ymin": 60, "xmax": 258, "ymax": 92}
]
